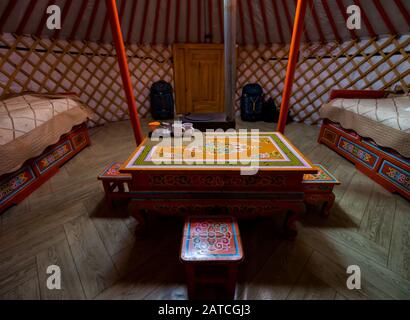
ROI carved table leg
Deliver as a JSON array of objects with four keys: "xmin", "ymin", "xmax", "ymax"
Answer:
[
  {"xmin": 304, "ymin": 192, "xmax": 336, "ymax": 217},
  {"xmin": 128, "ymin": 202, "xmax": 148, "ymax": 237},
  {"xmin": 102, "ymin": 181, "xmax": 114, "ymax": 209},
  {"xmin": 226, "ymin": 265, "xmax": 238, "ymax": 299},
  {"xmin": 283, "ymin": 210, "xmax": 298, "ymax": 240},
  {"xmin": 320, "ymin": 193, "xmax": 336, "ymax": 217},
  {"xmin": 185, "ymin": 265, "xmax": 196, "ymax": 300}
]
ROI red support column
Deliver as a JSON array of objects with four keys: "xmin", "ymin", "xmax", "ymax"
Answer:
[
  {"xmin": 105, "ymin": 0, "xmax": 144, "ymax": 145},
  {"xmin": 276, "ymin": 0, "xmax": 308, "ymax": 134}
]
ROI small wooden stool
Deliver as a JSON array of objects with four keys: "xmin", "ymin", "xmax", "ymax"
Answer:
[
  {"xmin": 98, "ymin": 162, "xmax": 132, "ymax": 208},
  {"xmin": 303, "ymin": 164, "xmax": 340, "ymax": 216},
  {"xmin": 180, "ymin": 216, "xmax": 244, "ymax": 300}
]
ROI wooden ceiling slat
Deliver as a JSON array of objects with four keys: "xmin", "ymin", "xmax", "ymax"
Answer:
[
  {"xmin": 335, "ymin": 0, "xmax": 357, "ymax": 40},
  {"xmin": 16, "ymin": 0, "xmax": 37, "ymax": 35},
  {"xmin": 175, "ymin": 0, "xmax": 181, "ymax": 43},
  {"xmin": 208, "ymin": 0, "xmax": 213, "ymax": 41},
  {"xmin": 165, "ymin": 0, "xmax": 171, "ymax": 44},
  {"xmin": 353, "ymin": 0, "xmax": 376, "ymax": 38},
  {"xmin": 237, "ymin": 0, "xmax": 246, "ymax": 45},
  {"xmin": 153, "ymin": 0, "xmax": 162, "ymax": 45},
  {"xmin": 54, "ymin": 0, "xmax": 73, "ymax": 39},
  {"xmin": 126, "ymin": 0, "xmax": 139, "ymax": 44},
  {"xmin": 139, "ymin": 0, "xmax": 151, "ymax": 44},
  {"xmin": 281, "ymin": 0, "xmax": 294, "ymax": 41},
  {"xmin": 0, "ymin": 1, "xmax": 17, "ymax": 33},
  {"xmin": 374, "ymin": 0, "xmax": 398, "ymax": 35},
  {"xmin": 185, "ymin": 0, "xmax": 191, "ymax": 43},
  {"xmin": 85, "ymin": 0, "xmax": 100, "ymax": 41},
  {"xmin": 218, "ymin": 0, "xmax": 224, "ymax": 42},
  {"xmin": 259, "ymin": 0, "xmax": 271, "ymax": 44},
  {"xmin": 69, "ymin": 0, "xmax": 90, "ymax": 40},
  {"xmin": 320, "ymin": 0, "xmax": 342, "ymax": 43},
  {"xmin": 271, "ymin": 0, "xmax": 284, "ymax": 44},
  {"xmin": 308, "ymin": 0, "xmax": 325, "ymax": 43},
  {"xmin": 35, "ymin": 0, "xmax": 54, "ymax": 36},
  {"xmin": 197, "ymin": 0, "xmax": 202, "ymax": 42},
  {"xmin": 100, "ymin": 15, "xmax": 109, "ymax": 43},
  {"xmin": 247, "ymin": 0, "xmax": 259, "ymax": 45},
  {"xmin": 119, "ymin": 0, "xmax": 127, "ymax": 26},
  {"xmin": 394, "ymin": 0, "xmax": 410, "ymax": 28}
]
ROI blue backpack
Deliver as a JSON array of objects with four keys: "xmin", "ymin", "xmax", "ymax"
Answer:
[
  {"xmin": 240, "ymin": 84, "xmax": 264, "ymax": 122},
  {"xmin": 150, "ymin": 81, "xmax": 175, "ymax": 120}
]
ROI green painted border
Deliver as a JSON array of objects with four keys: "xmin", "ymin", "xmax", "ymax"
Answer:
[{"xmin": 133, "ymin": 133, "xmax": 305, "ymax": 168}]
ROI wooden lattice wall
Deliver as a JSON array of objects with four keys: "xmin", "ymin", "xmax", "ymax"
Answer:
[
  {"xmin": 1, "ymin": 33, "xmax": 409, "ymax": 126},
  {"xmin": 0, "ymin": 33, "xmax": 173, "ymax": 126},
  {"xmin": 236, "ymin": 35, "xmax": 410, "ymax": 124}
]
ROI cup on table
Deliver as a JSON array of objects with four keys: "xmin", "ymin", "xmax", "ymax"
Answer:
[
  {"xmin": 173, "ymin": 122, "xmax": 195, "ymax": 138},
  {"xmin": 172, "ymin": 122, "xmax": 184, "ymax": 138},
  {"xmin": 182, "ymin": 123, "xmax": 194, "ymax": 137},
  {"xmin": 149, "ymin": 121, "xmax": 161, "ymax": 132}
]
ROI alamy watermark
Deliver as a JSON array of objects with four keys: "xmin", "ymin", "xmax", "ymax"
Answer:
[
  {"xmin": 347, "ymin": 265, "xmax": 362, "ymax": 290},
  {"xmin": 151, "ymin": 127, "xmax": 261, "ymax": 176},
  {"xmin": 46, "ymin": 265, "xmax": 61, "ymax": 290},
  {"xmin": 46, "ymin": 5, "xmax": 61, "ymax": 30},
  {"xmin": 44, "ymin": 264, "xmax": 362, "ymax": 292},
  {"xmin": 347, "ymin": 5, "xmax": 362, "ymax": 30}
]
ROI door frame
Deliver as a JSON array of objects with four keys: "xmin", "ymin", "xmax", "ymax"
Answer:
[{"xmin": 173, "ymin": 44, "xmax": 225, "ymax": 114}]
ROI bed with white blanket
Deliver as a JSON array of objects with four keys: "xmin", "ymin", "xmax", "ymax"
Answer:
[
  {"xmin": 0, "ymin": 93, "xmax": 92, "ymax": 213},
  {"xmin": 320, "ymin": 93, "xmax": 410, "ymax": 158},
  {"xmin": 318, "ymin": 90, "xmax": 409, "ymax": 199}
]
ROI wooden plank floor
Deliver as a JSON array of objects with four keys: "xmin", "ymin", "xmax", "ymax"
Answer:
[{"xmin": 1, "ymin": 119, "xmax": 409, "ymax": 300}]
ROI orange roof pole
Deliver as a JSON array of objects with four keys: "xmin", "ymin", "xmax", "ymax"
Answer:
[
  {"xmin": 277, "ymin": 0, "xmax": 308, "ymax": 134},
  {"xmin": 106, "ymin": 0, "xmax": 144, "ymax": 145}
]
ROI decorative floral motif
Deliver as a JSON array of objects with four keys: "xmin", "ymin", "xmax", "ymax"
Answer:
[
  {"xmin": 338, "ymin": 138, "xmax": 378, "ymax": 168},
  {"xmin": 182, "ymin": 217, "xmax": 242, "ymax": 261},
  {"xmin": 149, "ymin": 174, "xmax": 285, "ymax": 187},
  {"xmin": 380, "ymin": 161, "xmax": 409, "ymax": 191},
  {"xmin": 146, "ymin": 134, "xmax": 288, "ymax": 165},
  {"xmin": 341, "ymin": 141, "xmax": 371, "ymax": 161},
  {"xmin": 192, "ymin": 221, "xmax": 232, "ymax": 254},
  {"xmin": 99, "ymin": 162, "xmax": 131, "ymax": 180},
  {"xmin": 303, "ymin": 165, "xmax": 338, "ymax": 183},
  {"xmin": 140, "ymin": 204, "xmax": 293, "ymax": 218},
  {"xmin": 36, "ymin": 142, "xmax": 72, "ymax": 173},
  {"xmin": 71, "ymin": 132, "xmax": 87, "ymax": 149},
  {"xmin": 106, "ymin": 163, "xmax": 121, "ymax": 175},
  {"xmin": 0, "ymin": 168, "xmax": 35, "ymax": 203}
]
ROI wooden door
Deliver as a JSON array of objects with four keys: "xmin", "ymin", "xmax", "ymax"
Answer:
[{"xmin": 173, "ymin": 44, "xmax": 224, "ymax": 114}]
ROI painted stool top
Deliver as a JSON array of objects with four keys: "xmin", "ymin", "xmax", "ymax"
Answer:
[
  {"xmin": 303, "ymin": 164, "xmax": 340, "ymax": 185},
  {"xmin": 98, "ymin": 162, "xmax": 132, "ymax": 181},
  {"xmin": 181, "ymin": 216, "xmax": 243, "ymax": 263}
]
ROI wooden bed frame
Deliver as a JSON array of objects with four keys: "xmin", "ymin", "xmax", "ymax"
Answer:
[
  {"xmin": 318, "ymin": 90, "xmax": 409, "ymax": 200},
  {"xmin": 0, "ymin": 123, "xmax": 90, "ymax": 214}
]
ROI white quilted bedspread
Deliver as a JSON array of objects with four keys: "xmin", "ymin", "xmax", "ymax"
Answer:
[
  {"xmin": 330, "ymin": 95, "xmax": 410, "ymax": 133},
  {"xmin": 0, "ymin": 94, "xmax": 86, "ymax": 145}
]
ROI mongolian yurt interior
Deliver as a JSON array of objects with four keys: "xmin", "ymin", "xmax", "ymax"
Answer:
[{"xmin": 0, "ymin": 0, "xmax": 409, "ymax": 301}]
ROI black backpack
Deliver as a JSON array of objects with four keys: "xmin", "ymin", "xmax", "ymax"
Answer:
[
  {"xmin": 262, "ymin": 98, "xmax": 279, "ymax": 123},
  {"xmin": 240, "ymin": 84, "xmax": 264, "ymax": 122},
  {"xmin": 150, "ymin": 81, "xmax": 174, "ymax": 120}
]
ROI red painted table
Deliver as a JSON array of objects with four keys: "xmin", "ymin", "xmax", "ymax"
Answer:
[
  {"xmin": 303, "ymin": 164, "xmax": 340, "ymax": 216},
  {"xmin": 121, "ymin": 132, "xmax": 317, "ymax": 238},
  {"xmin": 98, "ymin": 162, "xmax": 132, "ymax": 208}
]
